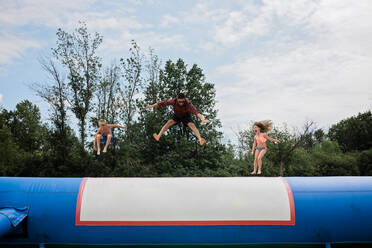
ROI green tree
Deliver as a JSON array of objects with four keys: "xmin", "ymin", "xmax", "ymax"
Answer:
[
  {"xmin": 314, "ymin": 128, "xmax": 326, "ymax": 143},
  {"xmin": 114, "ymin": 41, "xmax": 145, "ymax": 170},
  {"xmin": 286, "ymin": 148, "xmax": 317, "ymax": 176},
  {"xmin": 137, "ymin": 58, "xmax": 226, "ymax": 176},
  {"xmin": 34, "ymin": 56, "xmax": 73, "ymax": 168},
  {"xmin": 311, "ymin": 141, "xmax": 359, "ymax": 176},
  {"xmin": 358, "ymin": 149, "xmax": 372, "ymax": 176},
  {"xmin": 119, "ymin": 41, "xmax": 144, "ymax": 130},
  {"xmin": 53, "ymin": 22, "xmax": 102, "ymax": 149},
  {"xmin": 95, "ymin": 63, "xmax": 121, "ymax": 124},
  {"xmin": 328, "ymin": 111, "xmax": 372, "ymax": 152},
  {"xmin": 0, "ymin": 108, "xmax": 24, "ymax": 176},
  {"xmin": 0, "ymin": 102, "xmax": 48, "ymax": 176},
  {"xmin": 9, "ymin": 100, "xmax": 46, "ymax": 153}
]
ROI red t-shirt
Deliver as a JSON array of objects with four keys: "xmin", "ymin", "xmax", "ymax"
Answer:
[{"xmin": 157, "ymin": 98, "xmax": 199, "ymax": 117}]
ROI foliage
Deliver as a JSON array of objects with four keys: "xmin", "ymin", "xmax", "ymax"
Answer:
[
  {"xmin": 358, "ymin": 149, "xmax": 372, "ymax": 176},
  {"xmin": 53, "ymin": 22, "xmax": 103, "ymax": 148},
  {"xmin": 328, "ymin": 111, "xmax": 372, "ymax": 152},
  {"xmin": 136, "ymin": 58, "xmax": 226, "ymax": 176},
  {"xmin": 311, "ymin": 141, "xmax": 359, "ymax": 176}
]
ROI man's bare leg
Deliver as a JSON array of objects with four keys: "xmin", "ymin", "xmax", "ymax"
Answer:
[
  {"xmin": 154, "ymin": 119, "xmax": 177, "ymax": 141},
  {"xmin": 187, "ymin": 122, "xmax": 205, "ymax": 146}
]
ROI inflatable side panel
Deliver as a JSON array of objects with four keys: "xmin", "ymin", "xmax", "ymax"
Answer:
[{"xmin": 76, "ymin": 177, "xmax": 295, "ymax": 226}]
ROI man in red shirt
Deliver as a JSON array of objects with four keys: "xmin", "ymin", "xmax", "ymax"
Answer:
[{"xmin": 146, "ymin": 93, "xmax": 210, "ymax": 146}]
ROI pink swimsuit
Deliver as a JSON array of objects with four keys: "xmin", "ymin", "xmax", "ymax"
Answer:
[
  {"xmin": 255, "ymin": 135, "xmax": 267, "ymax": 152},
  {"xmin": 256, "ymin": 135, "xmax": 267, "ymax": 143}
]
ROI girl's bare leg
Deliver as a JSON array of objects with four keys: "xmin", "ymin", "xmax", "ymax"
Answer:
[
  {"xmin": 154, "ymin": 119, "xmax": 176, "ymax": 141},
  {"xmin": 103, "ymin": 134, "xmax": 112, "ymax": 153},
  {"xmin": 187, "ymin": 122, "xmax": 205, "ymax": 146},
  {"xmin": 251, "ymin": 150, "xmax": 259, "ymax": 174},
  {"xmin": 257, "ymin": 149, "xmax": 267, "ymax": 174}
]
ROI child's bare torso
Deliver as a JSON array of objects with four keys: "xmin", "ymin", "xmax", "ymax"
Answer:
[{"xmin": 99, "ymin": 126, "xmax": 112, "ymax": 136}]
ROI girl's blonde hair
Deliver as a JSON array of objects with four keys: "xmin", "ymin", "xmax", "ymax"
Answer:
[
  {"xmin": 98, "ymin": 119, "xmax": 107, "ymax": 126},
  {"xmin": 254, "ymin": 120, "xmax": 273, "ymax": 133}
]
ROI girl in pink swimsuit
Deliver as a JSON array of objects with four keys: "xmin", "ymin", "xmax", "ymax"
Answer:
[{"xmin": 251, "ymin": 120, "xmax": 280, "ymax": 175}]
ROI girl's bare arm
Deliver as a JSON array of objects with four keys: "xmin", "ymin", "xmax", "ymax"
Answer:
[
  {"xmin": 264, "ymin": 134, "xmax": 280, "ymax": 143},
  {"xmin": 251, "ymin": 137, "xmax": 257, "ymax": 154}
]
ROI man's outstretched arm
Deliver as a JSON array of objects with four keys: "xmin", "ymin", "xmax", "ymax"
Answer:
[
  {"xmin": 189, "ymin": 103, "xmax": 210, "ymax": 124},
  {"xmin": 145, "ymin": 103, "xmax": 159, "ymax": 109},
  {"xmin": 146, "ymin": 99, "xmax": 174, "ymax": 109}
]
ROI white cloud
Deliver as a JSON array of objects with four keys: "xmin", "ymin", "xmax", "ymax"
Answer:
[
  {"xmin": 212, "ymin": 0, "xmax": 372, "ymax": 135},
  {"xmin": 213, "ymin": 7, "xmax": 268, "ymax": 45},
  {"xmin": 0, "ymin": 94, "xmax": 3, "ymax": 102},
  {"xmin": 139, "ymin": 33, "xmax": 190, "ymax": 51},
  {"xmin": 306, "ymin": 0, "xmax": 372, "ymax": 57},
  {"xmin": 100, "ymin": 30, "xmax": 135, "ymax": 53},
  {"xmin": 0, "ymin": 0, "xmax": 143, "ymax": 31},
  {"xmin": 181, "ymin": 1, "xmax": 231, "ymax": 24},
  {"xmin": 0, "ymin": 0, "xmax": 148, "ymax": 65},
  {"xmin": 87, "ymin": 16, "xmax": 150, "ymax": 31},
  {"xmin": 0, "ymin": 33, "xmax": 42, "ymax": 65},
  {"xmin": 216, "ymin": 45, "xmax": 371, "ymax": 121},
  {"xmin": 102, "ymin": 31, "xmax": 189, "ymax": 56},
  {"xmin": 212, "ymin": 0, "xmax": 319, "ymax": 46},
  {"xmin": 0, "ymin": 0, "xmax": 92, "ymax": 28},
  {"xmin": 160, "ymin": 14, "xmax": 179, "ymax": 27}
]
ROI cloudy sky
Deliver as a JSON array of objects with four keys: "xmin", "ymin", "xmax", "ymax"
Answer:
[{"xmin": 1, "ymin": 0, "xmax": 371, "ymax": 142}]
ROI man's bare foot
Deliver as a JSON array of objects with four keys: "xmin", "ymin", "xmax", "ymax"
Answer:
[
  {"xmin": 97, "ymin": 150, "xmax": 101, "ymax": 155},
  {"xmin": 103, "ymin": 148, "xmax": 107, "ymax": 153},
  {"xmin": 250, "ymin": 171, "xmax": 256, "ymax": 175},
  {"xmin": 200, "ymin": 138, "xmax": 205, "ymax": 146},
  {"xmin": 153, "ymin": 133, "xmax": 160, "ymax": 141},
  {"xmin": 257, "ymin": 170, "xmax": 262, "ymax": 175},
  {"xmin": 93, "ymin": 146, "xmax": 97, "ymax": 151}
]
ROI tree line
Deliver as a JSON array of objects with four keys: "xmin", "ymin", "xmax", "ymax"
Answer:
[{"xmin": 1, "ymin": 23, "xmax": 371, "ymax": 177}]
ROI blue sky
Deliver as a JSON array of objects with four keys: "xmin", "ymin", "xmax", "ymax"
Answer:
[{"xmin": 1, "ymin": 0, "xmax": 372, "ymax": 142}]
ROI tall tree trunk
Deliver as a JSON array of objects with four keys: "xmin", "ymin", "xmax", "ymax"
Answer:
[
  {"xmin": 280, "ymin": 161, "xmax": 284, "ymax": 177},
  {"xmin": 81, "ymin": 118, "xmax": 85, "ymax": 150}
]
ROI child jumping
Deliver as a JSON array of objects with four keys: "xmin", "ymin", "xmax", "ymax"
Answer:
[
  {"xmin": 93, "ymin": 119, "xmax": 126, "ymax": 155},
  {"xmin": 251, "ymin": 120, "xmax": 280, "ymax": 175}
]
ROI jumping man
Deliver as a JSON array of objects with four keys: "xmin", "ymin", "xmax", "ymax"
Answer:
[{"xmin": 146, "ymin": 93, "xmax": 210, "ymax": 146}]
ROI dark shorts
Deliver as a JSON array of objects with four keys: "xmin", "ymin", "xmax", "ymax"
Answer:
[
  {"xmin": 100, "ymin": 135, "xmax": 113, "ymax": 144},
  {"xmin": 172, "ymin": 114, "xmax": 194, "ymax": 125},
  {"xmin": 256, "ymin": 147, "xmax": 267, "ymax": 152}
]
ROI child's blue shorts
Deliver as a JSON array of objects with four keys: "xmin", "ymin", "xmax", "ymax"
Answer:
[{"xmin": 100, "ymin": 136, "xmax": 113, "ymax": 144}]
